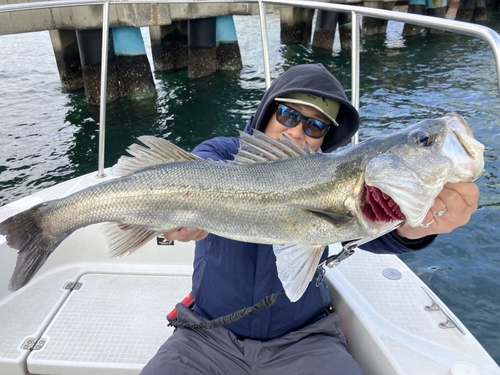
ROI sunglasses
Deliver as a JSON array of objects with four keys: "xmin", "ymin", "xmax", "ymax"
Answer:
[{"xmin": 275, "ymin": 104, "xmax": 331, "ymax": 139}]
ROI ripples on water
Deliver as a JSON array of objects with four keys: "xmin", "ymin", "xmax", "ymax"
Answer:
[{"xmin": 0, "ymin": 10, "xmax": 499, "ymax": 364}]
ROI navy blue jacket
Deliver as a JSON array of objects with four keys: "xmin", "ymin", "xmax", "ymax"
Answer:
[{"xmin": 190, "ymin": 64, "xmax": 435, "ymax": 340}]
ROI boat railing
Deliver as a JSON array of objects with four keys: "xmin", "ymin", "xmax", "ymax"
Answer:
[{"xmin": 2, "ymin": 0, "xmax": 500, "ymax": 175}]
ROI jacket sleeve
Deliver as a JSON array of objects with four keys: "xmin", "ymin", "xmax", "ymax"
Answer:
[
  {"xmin": 192, "ymin": 137, "xmax": 240, "ymax": 161},
  {"xmin": 359, "ymin": 231, "xmax": 437, "ymax": 255}
]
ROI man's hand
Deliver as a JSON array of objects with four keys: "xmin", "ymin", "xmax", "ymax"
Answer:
[
  {"xmin": 396, "ymin": 182, "xmax": 480, "ymax": 240},
  {"xmin": 163, "ymin": 227, "xmax": 209, "ymax": 242}
]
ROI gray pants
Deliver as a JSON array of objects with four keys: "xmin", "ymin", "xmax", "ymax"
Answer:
[{"xmin": 140, "ymin": 304, "xmax": 364, "ymax": 375}]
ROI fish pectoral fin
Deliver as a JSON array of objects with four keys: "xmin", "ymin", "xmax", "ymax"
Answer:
[
  {"xmin": 273, "ymin": 244, "xmax": 326, "ymax": 302},
  {"xmin": 286, "ymin": 204, "xmax": 353, "ymax": 226},
  {"xmin": 100, "ymin": 223, "xmax": 159, "ymax": 258},
  {"xmin": 112, "ymin": 136, "xmax": 201, "ymax": 177}
]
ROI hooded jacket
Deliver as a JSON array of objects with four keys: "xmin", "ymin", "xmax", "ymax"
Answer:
[
  {"xmin": 250, "ymin": 63, "xmax": 359, "ymax": 152},
  {"xmin": 189, "ymin": 64, "xmax": 434, "ymax": 341}
]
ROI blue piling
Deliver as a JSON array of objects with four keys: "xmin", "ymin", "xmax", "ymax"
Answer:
[
  {"xmin": 112, "ymin": 27, "xmax": 156, "ymax": 101},
  {"xmin": 216, "ymin": 15, "xmax": 242, "ymax": 71}
]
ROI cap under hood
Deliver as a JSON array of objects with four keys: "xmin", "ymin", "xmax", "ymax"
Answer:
[{"xmin": 248, "ymin": 64, "xmax": 360, "ymax": 152}]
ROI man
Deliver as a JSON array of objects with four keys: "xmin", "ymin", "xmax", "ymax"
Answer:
[{"xmin": 140, "ymin": 64, "xmax": 479, "ymax": 374}]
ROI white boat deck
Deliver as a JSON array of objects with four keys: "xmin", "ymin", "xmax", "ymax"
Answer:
[
  {"xmin": 1, "ymin": 171, "xmax": 499, "ymax": 375},
  {"xmin": 27, "ymin": 273, "xmax": 191, "ymax": 375},
  {"xmin": 0, "ymin": 232, "xmax": 195, "ymax": 375}
]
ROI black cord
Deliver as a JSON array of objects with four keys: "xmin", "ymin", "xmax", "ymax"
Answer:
[{"xmin": 169, "ymin": 290, "xmax": 286, "ymax": 330}]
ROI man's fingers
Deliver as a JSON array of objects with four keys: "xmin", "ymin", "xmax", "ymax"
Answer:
[
  {"xmin": 396, "ymin": 182, "xmax": 480, "ymax": 240},
  {"xmin": 442, "ymin": 182, "xmax": 480, "ymax": 208},
  {"xmin": 163, "ymin": 227, "xmax": 208, "ymax": 242}
]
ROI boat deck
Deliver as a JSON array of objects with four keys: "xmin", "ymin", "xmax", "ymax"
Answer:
[
  {"xmin": 0, "ymin": 239, "xmax": 195, "ymax": 375},
  {"xmin": 27, "ymin": 273, "xmax": 190, "ymax": 375},
  {"xmin": 2, "ymin": 249, "xmax": 499, "ymax": 375}
]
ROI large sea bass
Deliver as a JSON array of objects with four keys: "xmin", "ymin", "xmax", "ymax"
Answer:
[{"xmin": 0, "ymin": 114, "xmax": 484, "ymax": 301}]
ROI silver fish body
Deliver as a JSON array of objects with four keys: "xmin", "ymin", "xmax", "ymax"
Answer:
[{"xmin": 0, "ymin": 114, "xmax": 485, "ymax": 298}]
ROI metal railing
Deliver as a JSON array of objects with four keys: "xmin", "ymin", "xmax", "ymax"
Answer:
[{"xmin": 2, "ymin": 0, "xmax": 500, "ymax": 175}]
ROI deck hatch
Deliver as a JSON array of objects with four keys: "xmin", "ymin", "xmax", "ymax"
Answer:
[{"xmin": 27, "ymin": 273, "xmax": 192, "ymax": 375}]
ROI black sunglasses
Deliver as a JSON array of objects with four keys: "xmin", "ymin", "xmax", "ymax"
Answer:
[{"xmin": 275, "ymin": 104, "xmax": 331, "ymax": 139}]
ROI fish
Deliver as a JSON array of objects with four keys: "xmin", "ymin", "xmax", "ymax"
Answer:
[{"xmin": 0, "ymin": 114, "xmax": 485, "ymax": 301}]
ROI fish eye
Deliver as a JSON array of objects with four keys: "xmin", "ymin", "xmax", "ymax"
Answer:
[{"xmin": 412, "ymin": 131, "xmax": 433, "ymax": 147}]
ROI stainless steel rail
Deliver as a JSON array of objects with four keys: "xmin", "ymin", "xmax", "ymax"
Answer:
[
  {"xmin": 2, "ymin": 0, "xmax": 500, "ymax": 172},
  {"xmin": 98, "ymin": 1, "xmax": 111, "ymax": 177}
]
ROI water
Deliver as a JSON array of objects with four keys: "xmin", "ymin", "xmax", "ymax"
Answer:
[{"xmin": 1, "ymin": 10, "xmax": 500, "ymax": 364}]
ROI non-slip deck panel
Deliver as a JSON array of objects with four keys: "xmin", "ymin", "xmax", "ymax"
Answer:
[{"xmin": 27, "ymin": 273, "xmax": 192, "ymax": 375}]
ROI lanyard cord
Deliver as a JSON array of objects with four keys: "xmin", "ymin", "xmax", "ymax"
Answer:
[{"xmin": 169, "ymin": 290, "xmax": 286, "ymax": 330}]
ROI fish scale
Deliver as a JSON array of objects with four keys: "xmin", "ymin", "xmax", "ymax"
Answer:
[{"xmin": 0, "ymin": 115, "xmax": 485, "ymax": 300}]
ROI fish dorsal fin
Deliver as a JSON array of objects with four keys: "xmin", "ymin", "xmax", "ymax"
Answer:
[
  {"xmin": 233, "ymin": 130, "xmax": 317, "ymax": 164},
  {"xmin": 273, "ymin": 244, "xmax": 326, "ymax": 302},
  {"xmin": 112, "ymin": 136, "xmax": 201, "ymax": 177},
  {"xmin": 100, "ymin": 222, "xmax": 160, "ymax": 257}
]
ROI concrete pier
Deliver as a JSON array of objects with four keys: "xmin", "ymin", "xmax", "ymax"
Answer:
[
  {"xmin": 280, "ymin": 7, "xmax": 315, "ymax": 44},
  {"xmin": 312, "ymin": 10, "xmax": 338, "ymax": 50},
  {"xmin": 403, "ymin": 0, "xmax": 427, "ymax": 36},
  {"xmin": 188, "ymin": 17, "xmax": 217, "ymax": 79},
  {"xmin": 49, "ymin": 29, "xmax": 83, "ymax": 92},
  {"xmin": 427, "ymin": 0, "xmax": 448, "ymax": 34},
  {"xmin": 150, "ymin": 21, "xmax": 188, "ymax": 72},
  {"xmin": 307, "ymin": 10, "xmax": 354, "ymax": 51},
  {"xmin": 216, "ymin": 15, "xmax": 243, "ymax": 71},
  {"xmin": 339, "ymin": 12, "xmax": 353, "ymax": 51},
  {"xmin": 112, "ymin": 27, "xmax": 157, "ymax": 101},
  {"xmin": 362, "ymin": 1, "xmax": 396, "ymax": 36},
  {"xmin": 76, "ymin": 29, "xmax": 121, "ymax": 105},
  {"xmin": 403, "ymin": 0, "xmax": 448, "ymax": 36},
  {"xmin": 456, "ymin": 0, "xmax": 487, "ymax": 21}
]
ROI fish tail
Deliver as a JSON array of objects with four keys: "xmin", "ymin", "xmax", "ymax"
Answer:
[{"xmin": 0, "ymin": 202, "xmax": 65, "ymax": 291}]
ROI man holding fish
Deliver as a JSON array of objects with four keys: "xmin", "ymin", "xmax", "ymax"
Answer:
[{"xmin": 140, "ymin": 64, "xmax": 481, "ymax": 374}]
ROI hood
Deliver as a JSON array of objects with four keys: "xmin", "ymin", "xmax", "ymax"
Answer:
[{"xmin": 245, "ymin": 64, "xmax": 360, "ymax": 152}]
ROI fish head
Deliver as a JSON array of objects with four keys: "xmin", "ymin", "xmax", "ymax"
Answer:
[{"xmin": 361, "ymin": 114, "xmax": 484, "ymax": 228}]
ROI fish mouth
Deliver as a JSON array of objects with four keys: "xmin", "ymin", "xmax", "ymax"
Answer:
[{"xmin": 360, "ymin": 185, "xmax": 406, "ymax": 223}]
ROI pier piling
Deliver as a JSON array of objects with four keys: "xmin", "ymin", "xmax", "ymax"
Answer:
[
  {"xmin": 112, "ymin": 27, "xmax": 157, "ymax": 101},
  {"xmin": 216, "ymin": 15, "xmax": 243, "ymax": 71},
  {"xmin": 49, "ymin": 29, "xmax": 83, "ymax": 92},
  {"xmin": 312, "ymin": 10, "xmax": 338, "ymax": 50},
  {"xmin": 150, "ymin": 21, "xmax": 188, "ymax": 72},
  {"xmin": 76, "ymin": 29, "xmax": 121, "ymax": 105},
  {"xmin": 188, "ymin": 17, "xmax": 218, "ymax": 79},
  {"xmin": 280, "ymin": 7, "xmax": 315, "ymax": 44},
  {"xmin": 339, "ymin": 12, "xmax": 354, "ymax": 50},
  {"xmin": 362, "ymin": 1, "xmax": 396, "ymax": 36}
]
